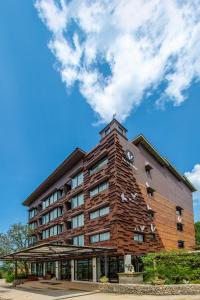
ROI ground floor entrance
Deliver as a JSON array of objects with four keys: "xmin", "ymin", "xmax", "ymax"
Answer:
[{"xmin": 30, "ymin": 255, "xmax": 143, "ymax": 283}]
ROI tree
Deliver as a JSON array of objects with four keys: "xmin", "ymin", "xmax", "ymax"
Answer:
[
  {"xmin": 0, "ymin": 223, "xmax": 32, "ymax": 275},
  {"xmin": 195, "ymin": 221, "xmax": 200, "ymax": 245}
]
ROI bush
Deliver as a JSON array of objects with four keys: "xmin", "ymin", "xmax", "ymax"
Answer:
[
  {"xmin": 5, "ymin": 273, "xmax": 15, "ymax": 283},
  {"xmin": 0, "ymin": 272, "xmax": 2, "ymax": 279},
  {"xmin": 142, "ymin": 251, "xmax": 200, "ymax": 284}
]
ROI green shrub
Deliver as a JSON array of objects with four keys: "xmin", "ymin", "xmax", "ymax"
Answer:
[
  {"xmin": 0, "ymin": 272, "xmax": 2, "ymax": 279},
  {"xmin": 5, "ymin": 273, "xmax": 15, "ymax": 283},
  {"xmin": 142, "ymin": 251, "xmax": 200, "ymax": 285}
]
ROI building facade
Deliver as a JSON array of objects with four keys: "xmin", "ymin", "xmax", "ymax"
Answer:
[{"xmin": 24, "ymin": 119, "xmax": 196, "ymax": 282}]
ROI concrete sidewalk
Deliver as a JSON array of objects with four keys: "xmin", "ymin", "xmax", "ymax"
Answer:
[{"xmin": 0, "ymin": 280, "xmax": 200, "ymax": 300}]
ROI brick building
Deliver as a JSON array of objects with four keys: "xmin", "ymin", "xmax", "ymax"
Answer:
[{"xmin": 23, "ymin": 119, "xmax": 196, "ymax": 282}]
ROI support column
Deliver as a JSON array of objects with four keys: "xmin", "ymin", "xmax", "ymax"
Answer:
[
  {"xmin": 92, "ymin": 257, "xmax": 97, "ymax": 282},
  {"xmin": 71, "ymin": 259, "xmax": 75, "ymax": 281},
  {"xmin": 104, "ymin": 254, "xmax": 108, "ymax": 277},
  {"xmin": 43, "ymin": 262, "xmax": 46, "ymax": 277},
  {"xmin": 55, "ymin": 261, "xmax": 61, "ymax": 280},
  {"xmin": 124, "ymin": 254, "xmax": 133, "ymax": 273}
]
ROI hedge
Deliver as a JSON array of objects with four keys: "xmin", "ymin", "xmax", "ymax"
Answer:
[{"xmin": 141, "ymin": 251, "xmax": 200, "ymax": 284}]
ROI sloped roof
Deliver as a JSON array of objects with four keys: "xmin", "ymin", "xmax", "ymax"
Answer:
[
  {"xmin": 23, "ymin": 148, "xmax": 86, "ymax": 206},
  {"xmin": 132, "ymin": 135, "xmax": 196, "ymax": 192}
]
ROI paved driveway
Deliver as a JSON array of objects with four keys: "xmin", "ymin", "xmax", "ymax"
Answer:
[{"xmin": 0, "ymin": 280, "xmax": 200, "ymax": 300}]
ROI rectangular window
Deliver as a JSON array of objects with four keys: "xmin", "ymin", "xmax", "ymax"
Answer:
[
  {"xmin": 90, "ymin": 231, "xmax": 110, "ymax": 243},
  {"xmin": 42, "ymin": 190, "xmax": 62, "ymax": 210},
  {"xmin": 72, "ymin": 172, "xmax": 83, "ymax": 189},
  {"xmin": 90, "ymin": 206, "xmax": 109, "ymax": 219},
  {"xmin": 29, "ymin": 222, "xmax": 37, "ymax": 230},
  {"xmin": 42, "ymin": 225, "xmax": 63, "ymax": 240},
  {"xmin": 29, "ymin": 208, "xmax": 37, "ymax": 219},
  {"xmin": 147, "ymin": 187, "xmax": 154, "ymax": 197},
  {"xmin": 89, "ymin": 181, "xmax": 109, "ymax": 197},
  {"xmin": 105, "ymin": 127, "xmax": 111, "ymax": 135},
  {"xmin": 71, "ymin": 193, "xmax": 84, "ymax": 209},
  {"xmin": 42, "ymin": 207, "xmax": 63, "ymax": 225},
  {"xmin": 72, "ymin": 235, "xmax": 84, "ymax": 246},
  {"xmin": 178, "ymin": 240, "xmax": 184, "ymax": 248},
  {"xmin": 176, "ymin": 207, "xmax": 183, "ymax": 216},
  {"xmin": 72, "ymin": 214, "xmax": 84, "ymax": 229},
  {"xmin": 89, "ymin": 157, "xmax": 108, "ymax": 175},
  {"xmin": 177, "ymin": 223, "xmax": 183, "ymax": 231},
  {"xmin": 133, "ymin": 233, "xmax": 144, "ymax": 242}
]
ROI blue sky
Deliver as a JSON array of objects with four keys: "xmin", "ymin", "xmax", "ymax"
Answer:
[{"xmin": 0, "ymin": 0, "xmax": 199, "ymax": 233}]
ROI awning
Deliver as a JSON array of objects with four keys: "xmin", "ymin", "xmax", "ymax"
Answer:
[{"xmin": 0, "ymin": 242, "xmax": 116, "ymax": 262}]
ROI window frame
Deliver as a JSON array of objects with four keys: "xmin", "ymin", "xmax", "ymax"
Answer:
[
  {"xmin": 90, "ymin": 206, "xmax": 110, "ymax": 220},
  {"xmin": 133, "ymin": 233, "xmax": 145, "ymax": 242}
]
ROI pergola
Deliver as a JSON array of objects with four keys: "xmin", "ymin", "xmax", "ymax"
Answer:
[
  {"xmin": 0, "ymin": 242, "xmax": 116, "ymax": 280},
  {"xmin": 0, "ymin": 242, "xmax": 115, "ymax": 262}
]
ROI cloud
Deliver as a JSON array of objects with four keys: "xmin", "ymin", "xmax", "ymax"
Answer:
[
  {"xmin": 185, "ymin": 164, "xmax": 200, "ymax": 206},
  {"xmin": 35, "ymin": 0, "xmax": 200, "ymax": 122}
]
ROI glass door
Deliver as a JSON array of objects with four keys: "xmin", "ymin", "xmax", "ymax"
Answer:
[
  {"xmin": 75, "ymin": 259, "xmax": 92, "ymax": 281},
  {"xmin": 61, "ymin": 260, "xmax": 71, "ymax": 280}
]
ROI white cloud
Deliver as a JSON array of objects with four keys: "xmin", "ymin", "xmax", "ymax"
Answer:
[
  {"xmin": 35, "ymin": 0, "xmax": 200, "ymax": 122},
  {"xmin": 185, "ymin": 164, "xmax": 200, "ymax": 206}
]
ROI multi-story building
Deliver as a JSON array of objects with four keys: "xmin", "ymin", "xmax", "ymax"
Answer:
[{"xmin": 23, "ymin": 119, "xmax": 196, "ymax": 282}]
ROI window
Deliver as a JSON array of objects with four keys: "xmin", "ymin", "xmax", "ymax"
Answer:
[
  {"xmin": 89, "ymin": 181, "xmax": 109, "ymax": 197},
  {"xmin": 72, "ymin": 235, "xmax": 84, "ymax": 246},
  {"xmin": 133, "ymin": 233, "xmax": 144, "ymax": 242},
  {"xmin": 72, "ymin": 214, "xmax": 84, "ymax": 229},
  {"xmin": 29, "ymin": 222, "xmax": 37, "ymax": 230},
  {"xmin": 42, "ymin": 207, "xmax": 63, "ymax": 225},
  {"xmin": 148, "ymin": 211, "xmax": 154, "ymax": 221},
  {"xmin": 42, "ymin": 224, "xmax": 63, "ymax": 240},
  {"xmin": 29, "ymin": 208, "xmax": 37, "ymax": 219},
  {"xmin": 71, "ymin": 193, "xmax": 84, "ymax": 209},
  {"xmin": 29, "ymin": 235, "xmax": 37, "ymax": 245},
  {"xmin": 178, "ymin": 240, "xmax": 184, "ymax": 248},
  {"xmin": 72, "ymin": 172, "xmax": 83, "ymax": 189},
  {"xmin": 118, "ymin": 126, "xmax": 123, "ymax": 134},
  {"xmin": 105, "ymin": 127, "xmax": 111, "ymax": 135},
  {"xmin": 149, "ymin": 233, "xmax": 156, "ymax": 241},
  {"xmin": 145, "ymin": 163, "xmax": 153, "ymax": 176},
  {"xmin": 90, "ymin": 231, "xmax": 110, "ymax": 243},
  {"xmin": 89, "ymin": 157, "xmax": 108, "ymax": 175},
  {"xmin": 42, "ymin": 190, "xmax": 63, "ymax": 210},
  {"xmin": 176, "ymin": 206, "xmax": 183, "ymax": 216},
  {"xmin": 147, "ymin": 187, "xmax": 155, "ymax": 197},
  {"xmin": 90, "ymin": 206, "xmax": 110, "ymax": 219},
  {"xmin": 177, "ymin": 223, "xmax": 183, "ymax": 231}
]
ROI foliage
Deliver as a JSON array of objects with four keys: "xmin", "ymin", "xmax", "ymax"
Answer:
[
  {"xmin": 195, "ymin": 221, "xmax": 200, "ymax": 245},
  {"xmin": 5, "ymin": 273, "xmax": 15, "ymax": 283},
  {"xmin": 0, "ymin": 272, "xmax": 2, "ymax": 279},
  {"xmin": 99, "ymin": 276, "xmax": 109, "ymax": 283},
  {"xmin": 0, "ymin": 223, "xmax": 33, "ymax": 275},
  {"xmin": 142, "ymin": 251, "xmax": 200, "ymax": 284}
]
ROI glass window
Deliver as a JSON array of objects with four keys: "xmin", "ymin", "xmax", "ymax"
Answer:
[
  {"xmin": 90, "ymin": 231, "xmax": 110, "ymax": 243},
  {"xmin": 42, "ymin": 191, "xmax": 62, "ymax": 210},
  {"xmin": 176, "ymin": 207, "xmax": 182, "ymax": 216},
  {"xmin": 72, "ymin": 172, "xmax": 83, "ymax": 189},
  {"xmin": 178, "ymin": 240, "xmax": 184, "ymax": 248},
  {"xmin": 73, "ymin": 235, "xmax": 84, "ymax": 246},
  {"xmin": 134, "ymin": 234, "xmax": 144, "ymax": 242},
  {"xmin": 89, "ymin": 181, "xmax": 109, "ymax": 197},
  {"xmin": 177, "ymin": 223, "xmax": 183, "ymax": 231},
  {"xmin": 90, "ymin": 206, "xmax": 109, "ymax": 219},
  {"xmin": 71, "ymin": 193, "xmax": 84, "ymax": 209},
  {"xmin": 72, "ymin": 214, "xmax": 84, "ymax": 228},
  {"xmin": 29, "ymin": 208, "xmax": 37, "ymax": 219},
  {"xmin": 89, "ymin": 157, "xmax": 108, "ymax": 175},
  {"xmin": 105, "ymin": 127, "xmax": 111, "ymax": 135}
]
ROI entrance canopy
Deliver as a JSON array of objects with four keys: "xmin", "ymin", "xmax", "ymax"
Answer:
[{"xmin": 0, "ymin": 242, "xmax": 115, "ymax": 262}]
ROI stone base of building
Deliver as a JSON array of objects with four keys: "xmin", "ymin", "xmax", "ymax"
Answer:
[
  {"xmin": 117, "ymin": 272, "xmax": 143, "ymax": 284},
  {"xmin": 99, "ymin": 283, "xmax": 200, "ymax": 295}
]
